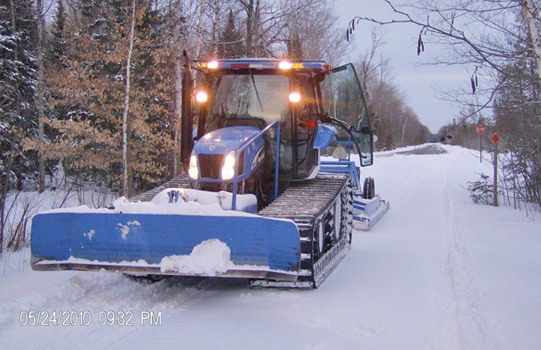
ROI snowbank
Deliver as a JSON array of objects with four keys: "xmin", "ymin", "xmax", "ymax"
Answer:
[{"xmin": 39, "ymin": 188, "xmax": 258, "ymax": 217}]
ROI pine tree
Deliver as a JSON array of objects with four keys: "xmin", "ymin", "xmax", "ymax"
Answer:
[
  {"xmin": 218, "ymin": 9, "xmax": 244, "ymax": 59},
  {"xmin": 0, "ymin": 0, "xmax": 39, "ymax": 179},
  {"xmin": 47, "ymin": 0, "xmax": 68, "ymax": 66},
  {"xmin": 0, "ymin": 0, "xmax": 39, "ymax": 251}
]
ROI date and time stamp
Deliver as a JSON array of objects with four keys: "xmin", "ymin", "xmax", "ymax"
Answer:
[{"xmin": 19, "ymin": 310, "xmax": 162, "ymax": 327}]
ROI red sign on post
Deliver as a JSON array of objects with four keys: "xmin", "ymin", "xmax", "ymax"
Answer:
[
  {"xmin": 492, "ymin": 134, "xmax": 500, "ymax": 144},
  {"xmin": 476, "ymin": 125, "xmax": 486, "ymax": 134}
]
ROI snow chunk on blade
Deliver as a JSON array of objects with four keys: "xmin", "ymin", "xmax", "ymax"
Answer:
[
  {"xmin": 39, "ymin": 188, "xmax": 258, "ymax": 216},
  {"xmin": 160, "ymin": 239, "xmax": 233, "ymax": 276}
]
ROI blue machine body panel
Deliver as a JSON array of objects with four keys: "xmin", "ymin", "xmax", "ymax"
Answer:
[
  {"xmin": 313, "ymin": 124, "xmax": 337, "ymax": 150},
  {"xmin": 192, "ymin": 126, "xmax": 265, "ymax": 182},
  {"xmin": 31, "ymin": 212, "xmax": 300, "ymax": 273}
]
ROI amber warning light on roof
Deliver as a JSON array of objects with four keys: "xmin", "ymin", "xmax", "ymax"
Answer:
[{"xmin": 199, "ymin": 60, "xmax": 329, "ymax": 71}]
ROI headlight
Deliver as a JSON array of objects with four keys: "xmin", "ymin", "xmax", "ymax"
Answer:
[
  {"xmin": 289, "ymin": 92, "xmax": 301, "ymax": 103},
  {"xmin": 221, "ymin": 151, "xmax": 236, "ymax": 180},
  {"xmin": 195, "ymin": 91, "xmax": 208, "ymax": 103},
  {"xmin": 188, "ymin": 153, "xmax": 198, "ymax": 179}
]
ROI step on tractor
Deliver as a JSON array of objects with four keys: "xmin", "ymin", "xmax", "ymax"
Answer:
[{"xmin": 30, "ymin": 56, "xmax": 389, "ymax": 288}]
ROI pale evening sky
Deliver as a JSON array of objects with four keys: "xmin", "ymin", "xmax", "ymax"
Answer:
[{"xmin": 334, "ymin": 0, "xmax": 471, "ymax": 134}]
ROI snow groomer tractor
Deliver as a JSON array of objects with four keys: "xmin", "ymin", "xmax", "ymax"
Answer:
[{"xmin": 30, "ymin": 55, "xmax": 388, "ymax": 288}]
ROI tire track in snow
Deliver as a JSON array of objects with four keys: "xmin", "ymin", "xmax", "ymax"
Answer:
[{"xmin": 441, "ymin": 159, "xmax": 498, "ymax": 350}]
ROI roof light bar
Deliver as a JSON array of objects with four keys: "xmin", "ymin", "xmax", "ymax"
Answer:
[{"xmin": 197, "ymin": 60, "xmax": 329, "ymax": 71}]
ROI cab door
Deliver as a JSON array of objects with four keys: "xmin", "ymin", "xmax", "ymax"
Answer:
[{"xmin": 322, "ymin": 63, "xmax": 373, "ymax": 167}]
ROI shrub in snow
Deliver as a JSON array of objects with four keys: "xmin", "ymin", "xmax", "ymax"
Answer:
[{"xmin": 467, "ymin": 173, "xmax": 497, "ymax": 206}]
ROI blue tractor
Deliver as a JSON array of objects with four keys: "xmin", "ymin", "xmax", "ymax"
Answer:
[{"xmin": 30, "ymin": 57, "xmax": 388, "ymax": 288}]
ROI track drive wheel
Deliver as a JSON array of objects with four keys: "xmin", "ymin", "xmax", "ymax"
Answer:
[{"xmin": 363, "ymin": 177, "xmax": 375, "ymax": 199}]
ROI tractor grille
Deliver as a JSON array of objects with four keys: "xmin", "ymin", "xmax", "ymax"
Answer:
[{"xmin": 199, "ymin": 154, "xmax": 224, "ymax": 179}]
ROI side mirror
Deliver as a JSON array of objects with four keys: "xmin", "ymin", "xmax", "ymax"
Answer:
[
  {"xmin": 357, "ymin": 119, "xmax": 371, "ymax": 135},
  {"xmin": 360, "ymin": 126, "xmax": 371, "ymax": 135}
]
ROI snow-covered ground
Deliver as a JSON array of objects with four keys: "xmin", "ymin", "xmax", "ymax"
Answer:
[{"xmin": 1, "ymin": 144, "xmax": 540, "ymax": 350}]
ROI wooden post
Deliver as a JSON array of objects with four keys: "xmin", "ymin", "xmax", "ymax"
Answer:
[
  {"xmin": 493, "ymin": 137, "xmax": 499, "ymax": 207},
  {"xmin": 479, "ymin": 133, "xmax": 482, "ymax": 163}
]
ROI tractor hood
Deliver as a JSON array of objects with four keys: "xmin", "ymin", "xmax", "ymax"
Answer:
[
  {"xmin": 194, "ymin": 126, "xmax": 262, "ymax": 155},
  {"xmin": 192, "ymin": 126, "xmax": 266, "ymax": 182}
]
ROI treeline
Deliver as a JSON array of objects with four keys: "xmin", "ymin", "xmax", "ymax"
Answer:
[
  {"xmin": 356, "ymin": 32, "xmax": 431, "ymax": 150},
  {"xmin": 362, "ymin": 75, "xmax": 431, "ymax": 150},
  {"xmin": 1, "ymin": 0, "xmax": 350, "ymax": 199},
  {"xmin": 1, "ymin": 0, "xmax": 433, "ymax": 252},
  {"xmin": 1, "ymin": 0, "xmax": 430, "ymax": 193},
  {"xmin": 437, "ymin": 58, "xmax": 541, "ymax": 208},
  {"xmin": 349, "ymin": 0, "xmax": 540, "ymax": 210},
  {"xmin": 436, "ymin": 23, "xmax": 541, "ymax": 208},
  {"xmin": 0, "ymin": 0, "xmax": 351, "ymax": 252},
  {"xmin": 436, "ymin": 118, "xmax": 492, "ymax": 150}
]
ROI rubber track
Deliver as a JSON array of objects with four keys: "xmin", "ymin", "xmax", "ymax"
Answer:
[
  {"xmin": 129, "ymin": 173, "xmax": 351, "ymax": 288},
  {"xmin": 129, "ymin": 172, "xmax": 191, "ymax": 202},
  {"xmin": 258, "ymin": 174, "xmax": 350, "ymax": 288}
]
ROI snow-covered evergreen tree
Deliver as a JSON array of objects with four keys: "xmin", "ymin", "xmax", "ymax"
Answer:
[
  {"xmin": 0, "ymin": 0, "xmax": 39, "ymax": 250},
  {"xmin": 47, "ymin": 0, "xmax": 68, "ymax": 66},
  {"xmin": 0, "ymin": 0, "xmax": 39, "ymax": 176}
]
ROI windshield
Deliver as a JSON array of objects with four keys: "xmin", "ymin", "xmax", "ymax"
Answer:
[{"xmin": 209, "ymin": 74, "xmax": 290, "ymax": 127}]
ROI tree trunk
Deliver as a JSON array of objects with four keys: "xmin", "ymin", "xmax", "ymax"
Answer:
[
  {"xmin": 194, "ymin": 0, "xmax": 207, "ymax": 58},
  {"xmin": 245, "ymin": 0, "xmax": 255, "ymax": 56},
  {"xmin": 401, "ymin": 116, "xmax": 408, "ymax": 146},
  {"xmin": 36, "ymin": 0, "xmax": 46, "ymax": 193},
  {"xmin": 171, "ymin": 0, "xmax": 183, "ymax": 177},
  {"xmin": 3, "ymin": 0, "xmax": 17, "ymax": 253},
  {"xmin": 122, "ymin": 0, "xmax": 137, "ymax": 197},
  {"xmin": 0, "ymin": 158, "xmax": 14, "ymax": 254},
  {"xmin": 173, "ymin": 56, "xmax": 182, "ymax": 176},
  {"xmin": 523, "ymin": 0, "xmax": 541, "ymax": 82}
]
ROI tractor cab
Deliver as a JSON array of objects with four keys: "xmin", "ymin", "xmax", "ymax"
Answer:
[
  {"xmin": 192, "ymin": 60, "xmax": 328, "ymax": 181},
  {"xmin": 182, "ymin": 59, "xmax": 373, "ymax": 206}
]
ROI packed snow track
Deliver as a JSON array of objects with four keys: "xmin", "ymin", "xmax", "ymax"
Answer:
[{"xmin": 1, "ymin": 144, "xmax": 540, "ymax": 350}]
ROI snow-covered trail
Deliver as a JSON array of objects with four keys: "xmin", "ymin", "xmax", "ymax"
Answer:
[
  {"xmin": 1, "ymin": 144, "xmax": 540, "ymax": 350},
  {"xmin": 361, "ymin": 144, "xmax": 541, "ymax": 350}
]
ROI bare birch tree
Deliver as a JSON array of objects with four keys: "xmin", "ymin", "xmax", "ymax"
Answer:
[
  {"xmin": 121, "ymin": 0, "xmax": 137, "ymax": 197},
  {"xmin": 348, "ymin": 0, "xmax": 541, "ymax": 206},
  {"xmin": 36, "ymin": 0, "xmax": 46, "ymax": 193}
]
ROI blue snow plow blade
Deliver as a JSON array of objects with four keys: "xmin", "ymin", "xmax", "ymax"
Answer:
[{"xmin": 31, "ymin": 212, "xmax": 301, "ymax": 281}]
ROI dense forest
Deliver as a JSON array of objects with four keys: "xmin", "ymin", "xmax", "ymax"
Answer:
[
  {"xmin": 0, "ymin": 0, "xmax": 433, "ymax": 252},
  {"xmin": 1, "ymin": 0, "xmax": 430, "ymax": 192}
]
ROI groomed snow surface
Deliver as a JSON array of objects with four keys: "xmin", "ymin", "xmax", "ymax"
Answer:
[{"xmin": 1, "ymin": 144, "xmax": 540, "ymax": 350}]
